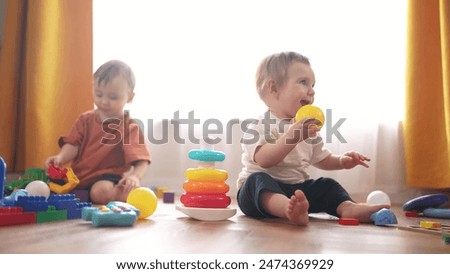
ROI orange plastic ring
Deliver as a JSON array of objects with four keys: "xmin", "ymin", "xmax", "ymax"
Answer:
[
  {"xmin": 183, "ymin": 180, "xmax": 229, "ymax": 194},
  {"xmin": 180, "ymin": 193, "xmax": 231, "ymax": 208}
]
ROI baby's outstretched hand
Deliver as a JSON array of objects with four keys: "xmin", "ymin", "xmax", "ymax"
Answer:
[{"xmin": 340, "ymin": 151, "xmax": 370, "ymax": 169}]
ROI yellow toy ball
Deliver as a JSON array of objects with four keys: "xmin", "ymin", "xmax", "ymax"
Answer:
[
  {"xmin": 294, "ymin": 105, "xmax": 325, "ymax": 128},
  {"xmin": 126, "ymin": 187, "xmax": 158, "ymax": 219}
]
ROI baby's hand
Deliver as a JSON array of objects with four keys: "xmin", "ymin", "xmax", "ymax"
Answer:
[
  {"xmin": 340, "ymin": 151, "xmax": 371, "ymax": 169},
  {"xmin": 45, "ymin": 155, "xmax": 64, "ymax": 169},
  {"xmin": 288, "ymin": 117, "xmax": 322, "ymax": 144},
  {"xmin": 118, "ymin": 174, "xmax": 141, "ymax": 193}
]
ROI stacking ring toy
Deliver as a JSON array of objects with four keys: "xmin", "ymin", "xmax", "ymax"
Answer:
[
  {"xmin": 294, "ymin": 105, "xmax": 325, "ymax": 128},
  {"xmin": 183, "ymin": 180, "xmax": 229, "ymax": 194},
  {"xmin": 180, "ymin": 193, "xmax": 231, "ymax": 208},
  {"xmin": 185, "ymin": 168, "xmax": 228, "ymax": 181},
  {"xmin": 188, "ymin": 149, "xmax": 226, "ymax": 162}
]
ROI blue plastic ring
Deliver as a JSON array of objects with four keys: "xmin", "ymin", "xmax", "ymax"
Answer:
[{"xmin": 188, "ymin": 149, "xmax": 225, "ymax": 162}]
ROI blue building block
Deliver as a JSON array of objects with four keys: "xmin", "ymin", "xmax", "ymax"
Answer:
[
  {"xmin": 0, "ymin": 156, "xmax": 6, "ymax": 207},
  {"xmin": 47, "ymin": 194, "xmax": 92, "ymax": 219},
  {"xmin": 16, "ymin": 196, "xmax": 49, "ymax": 212}
]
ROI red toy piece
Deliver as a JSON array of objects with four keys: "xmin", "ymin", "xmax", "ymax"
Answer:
[
  {"xmin": 180, "ymin": 193, "xmax": 231, "ymax": 208},
  {"xmin": 339, "ymin": 218, "xmax": 360, "ymax": 225},
  {"xmin": 0, "ymin": 207, "xmax": 37, "ymax": 226},
  {"xmin": 47, "ymin": 164, "xmax": 68, "ymax": 180}
]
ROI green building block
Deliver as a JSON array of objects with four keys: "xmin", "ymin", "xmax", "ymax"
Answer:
[
  {"xmin": 36, "ymin": 206, "xmax": 67, "ymax": 223},
  {"xmin": 5, "ymin": 168, "xmax": 48, "ymax": 194}
]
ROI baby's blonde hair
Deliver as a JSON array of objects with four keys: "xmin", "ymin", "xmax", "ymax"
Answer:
[
  {"xmin": 255, "ymin": 52, "xmax": 310, "ymax": 99},
  {"xmin": 94, "ymin": 60, "xmax": 136, "ymax": 92}
]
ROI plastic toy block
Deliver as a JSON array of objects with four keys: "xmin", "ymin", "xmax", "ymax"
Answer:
[
  {"xmin": 420, "ymin": 221, "xmax": 442, "ymax": 229},
  {"xmin": 47, "ymin": 194, "xmax": 92, "ymax": 219},
  {"xmin": 2, "ymin": 189, "xmax": 28, "ymax": 206},
  {"xmin": 1, "ymin": 156, "xmax": 6, "ymax": 206},
  {"xmin": 405, "ymin": 211, "xmax": 419, "ymax": 217},
  {"xmin": 163, "ymin": 191, "xmax": 175, "ymax": 203},
  {"xmin": 370, "ymin": 208, "xmax": 398, "ymax": 226},
  {"xmin": 16, "ymin": 196, "xmax": 49, "ymax": 212},
  {"xmin": 47, "ymin": 164, "xmax": 67, "ymax": 180},
  {"xmin": 339, "ymin": 218, "xmax": 360, "ymax": 225},
  {"xmin": 72, "ymin": 189, "xmax": 89, "ymax": 202},
  {"xmin": 5, "ymin": 168, "xmax": 48, "ymax": 195},
  {"xmin": 82, "ymin": 201, "xmax": 139, "ymax": 227},
  {"xmin": 48, "ymin": 168, "xmax": 79, "ymax": 194},
  {"xmin": 68, "ymin": 202, "xmax": 92, "ymax": 219},
  {"xmin": 81, "ymin": 206, "xmax": 98, "ymax": 221},
  {"xmin": 0, "ymin": 207, "xmax": 36, "ymax": 226},
  {"xmin": 443, "ymin": 232, "xmax": 450, "ymax": 244},
  {"xmin": 36, "ymin": 206, "xmax": 67, "ymax": 223},
  {"xmin": 47, "ymin": 194, "xmax": 78, "ymax": 210},
  {"xmin": 156, "ymin": 187, "xmax": 170, "ymax": 199}
]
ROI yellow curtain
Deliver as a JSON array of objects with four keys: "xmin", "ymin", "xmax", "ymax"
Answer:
[
  {"xmin": 404, "ymin": 0, "xmax": 450, "ymax": 188},
  {"xmin": 0, "ymin": 0, "xmax": 93, "ymax": 172}
]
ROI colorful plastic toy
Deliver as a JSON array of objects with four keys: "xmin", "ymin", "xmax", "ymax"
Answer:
[
  {"xmin": 185, "ymin": 168, "xmax": 228, "ymax": 181},
  {"xmin": 180, "ymin": 193, "xmax": 231, "ymax": 208},
  {"xmin": 339, "ymin": 218, "xmax": 360, "ymax": 226},
  {"xmin": 188, "ymin": 149, "xmax": 226, "ymax": 162},
  {"xmin": 4, "ymin": 168, "xmax": 48, "ymax": 195},
  {"xmin": 36, "ymin": 205, "xmax": 67, "ymax": 223},
  {"xmin": 0, "ymin": 207, "xmax": 36, "ymax": 226},
  {"xmin": 183, "ymin": 180, "xmax": 229, "ymax": 194},
  {"xmin": 2, "ymin": 189, "xmax": 28, "ymax": 206},
  {"xmin": 126, "ymin": 187, "xmax": 158, "ymax": 219},
  {"xmin": 163, "ymin": 191, "xmax": 175, "ymax": 203},
  {"xmin": 370, "ymin": 208, "xmax": 398, "ymax": 226},
  {"xmin": 1, "ymin": 156, "xmax": 6, "ymax": 206},
  {"xmin": 420, "ymin": 221, "xmax": 442, "ymax": 229},
  {"xmin": 48, "ymin": 168, "xmax": 80, "ymax": 194},
  {"xmin": 177, "ymin": 146, "xmax": 236, "ymax": 220},
  {"xmin": 47, "ymin": 164, "xmax": 68, "ymax": 180},
  {"xmin": 402, "ymin": 193, "xmax": 449, "ymax": 212},
  {"xmin": 423, "ymin": 208, "xmax": 450, "ymax": 219},
  {"xmin": 47, "ymin": 194, "xmax": 92, "ymax": 219},
  {"xmin": 294, "ymin": 105, "xmax": 325, "ymax": 128},
  {"xmin": 82, "ymin": 201, "xmax": 140, "ymax": 227}
]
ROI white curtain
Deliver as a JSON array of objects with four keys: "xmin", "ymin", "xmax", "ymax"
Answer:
[{"xmin": 94, "ymin": 0, "xmax": 418, "ymax": 204}]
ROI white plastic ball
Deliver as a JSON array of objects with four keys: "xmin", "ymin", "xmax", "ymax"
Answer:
[
  {"xmin": 366, "ymin": 190, "xmax": 391, "ymax": 206},
  {"xmin": 25, "ymin": 180, "xmax": 51, "ymax": 199}
]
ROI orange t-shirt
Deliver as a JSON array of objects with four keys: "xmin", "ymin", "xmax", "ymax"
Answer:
[{"xmin": 59, "ymin": 110, "xmax": 151, "ymax": 189}]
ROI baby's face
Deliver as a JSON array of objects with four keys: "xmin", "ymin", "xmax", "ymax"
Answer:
[
  {"xmin": 93, "ymin": 75, "xmax": 134, "ymax": 120},
  {"xmin": 272, "ymin": 62, "xmax": 316, "ymax": 119}
]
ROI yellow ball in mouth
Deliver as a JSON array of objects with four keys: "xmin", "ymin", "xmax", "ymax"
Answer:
[{"xmin": 294, "ymin": 105, "xmax": 325, "ymax": 128}]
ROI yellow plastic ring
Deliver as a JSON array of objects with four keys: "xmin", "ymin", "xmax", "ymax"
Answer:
[{"xmin": 185, "ymin": 168, "xmax": 228, "ymax": 181}]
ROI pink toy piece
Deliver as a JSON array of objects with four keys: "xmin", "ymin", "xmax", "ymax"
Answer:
[{"xmin": 180, "ymin": 193, "xmax": 231, "ymax": 208}]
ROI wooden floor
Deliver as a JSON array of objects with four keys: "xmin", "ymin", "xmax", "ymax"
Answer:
[{"xmin": 0, "ymin": 199, "xmax": 449, "ymax": 254}]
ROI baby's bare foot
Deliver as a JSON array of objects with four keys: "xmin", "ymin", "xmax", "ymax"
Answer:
[
  {"xmin": 339, "ymin": 201, "xmax": 390, "ymax": 223},
  {"xmin": 286, "ymin": 190, "xmax": 309, "ymax": 226}
]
